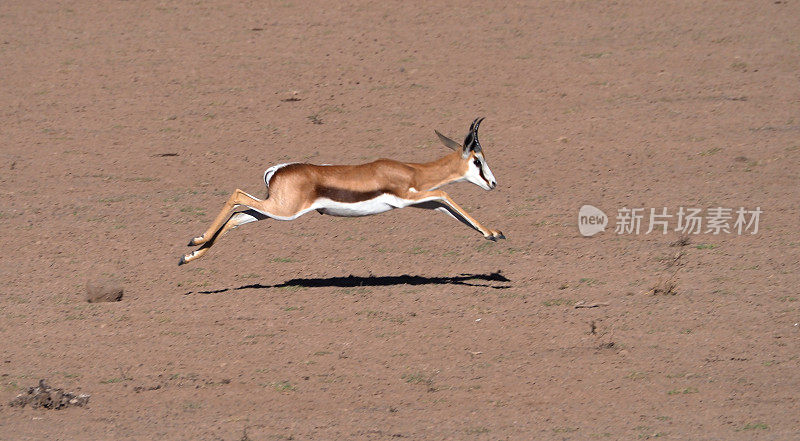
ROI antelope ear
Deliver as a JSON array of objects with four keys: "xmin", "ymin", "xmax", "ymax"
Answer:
[
  {"xmin": 434, "ymin": 130, "xmax": 463, "ymax": 151},
  {"xmin": 461, "ymin": 132, "xmax": 475, "ymax": 158}
]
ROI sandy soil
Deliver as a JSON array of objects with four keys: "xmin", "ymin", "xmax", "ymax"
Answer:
[{"xmin": 1, "ymin": 0, "xmax": 799, "ymax": 439}]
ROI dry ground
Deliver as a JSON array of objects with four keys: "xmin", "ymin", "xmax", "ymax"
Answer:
[{"xmin": 1, "ymin": 0, "xmax": 799, "ymax": 439}]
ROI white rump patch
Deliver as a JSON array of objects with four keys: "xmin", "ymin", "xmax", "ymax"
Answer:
[{"xmin": 263, "ymin": 162, "xmax": 298, "ymax": 188}]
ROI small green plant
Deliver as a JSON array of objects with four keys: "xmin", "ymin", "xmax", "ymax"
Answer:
[
  {"xmin": 402, "ymin": 372, "xmax": 432, "ymax": 385},
  {"xmin": 644, "ymin": 432, "xmax": 667, "ymax": 438},
  {"xmin": 582, "ymin": 52, "xmax": 609, "ymax": 58},
  {"xmin": 695, "ymin": 243, "xmax": 715, "ymax": 249},
  {"xmin": 475, "ymin": 241, "xmax": 494, "ymax": 253},
  {"xmin": 464, "ymin": 426, "xmax": 490, "ymax": 434},
  {"xmin": 98, "ymin": 195, "xmax": 126, "ymax": 203},
  {"xmin": 273, "ymin": 380, "xmax": 296, "ymax": 392},
  {"xmin": 667, "ymin": 387, "xmax": 698, "ymax": 395},
  {"xmin": 244, "ymin": 333, "xmax": 275, "ymax": 340},
  {"xmin": 740, "ymin": 422, "xmax": 768, "ymax": 431},
  {"xmin": 579, "ymin": 278, "xmax": 600, "ymax": 286},
  {"xmin": 699, "ymin": 147, "xmax": 722, "ymax": 156},
  {"xmin": 625, "ymin": 371, "xmax": 648, "ymax": 380},
  {"xmin": 553, "ymin": 427, "xmax": 579, "ymax": 433},
  {"xmin": 180, "ymin": 206, "xmax": 205, "ymax": 216},
  {"xmin": 542, "ymin": 298, "xmax": 574, "ymax": 307}
]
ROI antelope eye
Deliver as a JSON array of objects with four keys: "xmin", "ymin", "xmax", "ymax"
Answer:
[{"xmin": 473, "ymin": 158, "xmax": 481, "ymax": 167}]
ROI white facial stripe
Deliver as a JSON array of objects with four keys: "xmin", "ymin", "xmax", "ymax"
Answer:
[
  {"xmin": 480, "ymin": 160, "xmax": 496, "ymax": 186},
  {"xmin": 462, "ymin": 154, "xmax": 493, "ymax": 190}
]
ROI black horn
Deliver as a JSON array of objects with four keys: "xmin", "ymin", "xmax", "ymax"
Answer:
[{"xmin": 464, "ymin": 117, "xmax": 485, "ymax": 152}]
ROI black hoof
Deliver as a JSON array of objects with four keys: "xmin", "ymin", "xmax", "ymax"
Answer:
[{"xmin": 178, "ymin": 255, "xmax": 187, "ymax": 266}]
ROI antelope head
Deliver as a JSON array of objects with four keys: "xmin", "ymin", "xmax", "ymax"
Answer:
[{"xmin": 435, "ymin": 117, "xmax": 497, "ymax": 190}]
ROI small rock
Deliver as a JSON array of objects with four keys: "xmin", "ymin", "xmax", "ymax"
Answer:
[
  {"xmin": 9, "ymin": 379, "xmax": 90, "ymax": 409},
  {"xmin": 86, "ymin": 278, "xmax": 124, "ymax": 303}
]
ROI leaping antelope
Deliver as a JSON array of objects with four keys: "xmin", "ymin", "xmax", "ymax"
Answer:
[{"xmin": 180, "ymin": 117, "xmax": 505, "ymax": 265}]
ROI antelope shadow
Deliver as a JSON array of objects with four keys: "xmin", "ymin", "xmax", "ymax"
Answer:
[{"xmin": 191, "ymin": 271, "xmax": 511, "ymax": 295}]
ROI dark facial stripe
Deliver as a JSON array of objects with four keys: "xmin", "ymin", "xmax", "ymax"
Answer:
[{"xmin": 477, "ymin": 163, "xmax": 490, "ymax": 186}]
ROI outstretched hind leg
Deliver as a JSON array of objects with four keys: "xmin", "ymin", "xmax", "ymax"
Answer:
[
  {"xmin": 180, "ymin": 209, "xmax": 268, "ymax": 265},
  {"xmin": 188, "ymin": 189, "xmax": 265, "ymax": 246}
]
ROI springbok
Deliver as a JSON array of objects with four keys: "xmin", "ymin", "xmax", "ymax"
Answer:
[{"xmin": 179, "ymin": 117, "xmax": 505, "ymax": 265}]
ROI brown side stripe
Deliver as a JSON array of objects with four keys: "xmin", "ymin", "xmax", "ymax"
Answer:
[{"xmin": 316, "ymin": 186, "xmax": 386, "ymax": 203}]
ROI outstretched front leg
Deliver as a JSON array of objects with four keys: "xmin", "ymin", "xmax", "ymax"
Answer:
[{"xmin": 406, "ymin": 190, "xmax": 505, "ymax": 241}]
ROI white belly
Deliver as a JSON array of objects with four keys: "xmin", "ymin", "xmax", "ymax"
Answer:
[{"xmin": 313, "ymin": 194, "xmax": 409, "ymax": 217}]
